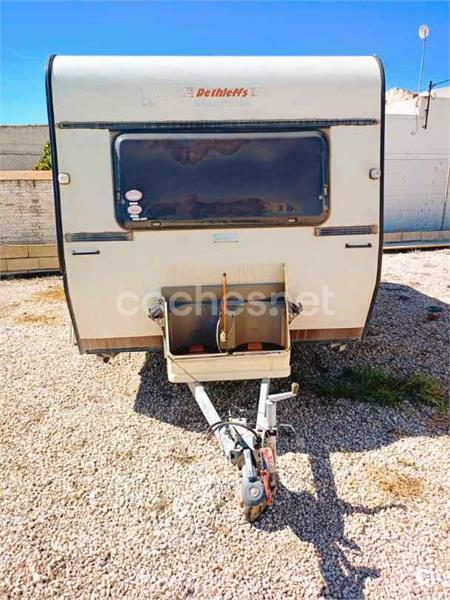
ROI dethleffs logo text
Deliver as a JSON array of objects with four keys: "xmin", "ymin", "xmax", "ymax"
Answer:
[{"xmin": 194, "ymin": 87, "xmax": 249, "ymax": 98}]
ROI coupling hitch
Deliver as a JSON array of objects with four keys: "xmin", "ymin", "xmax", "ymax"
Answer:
[{"xmin": 190, "ymin": 379, "xmax": 299, "ymax": 522}]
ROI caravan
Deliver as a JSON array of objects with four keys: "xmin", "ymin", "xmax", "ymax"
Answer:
[{"xmin": 47, "ymin": 55, "xmax": 384, "ymax": 520}]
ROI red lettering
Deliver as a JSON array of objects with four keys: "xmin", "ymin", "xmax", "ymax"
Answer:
[{"xmin": 195, "ymin": 87, "xmax": 250, "ymax": 98}]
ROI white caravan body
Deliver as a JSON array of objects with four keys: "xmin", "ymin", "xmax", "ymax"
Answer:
[{"xmin": 47, "ymin": 56, "xmax": 384, "ymax": 383}]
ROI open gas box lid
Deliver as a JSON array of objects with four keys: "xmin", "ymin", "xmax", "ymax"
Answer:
[{"xmin": 157, "ymin": 266, "xmax": 298, "ymax": 383}]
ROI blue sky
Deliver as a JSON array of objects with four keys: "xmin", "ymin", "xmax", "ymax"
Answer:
[{"xmin": 1, "ymin": 1, "xmax": 449, "ymax": 124}]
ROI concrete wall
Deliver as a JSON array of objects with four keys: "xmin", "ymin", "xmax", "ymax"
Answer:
[
  {"xmin": 0, "ymin": 125, "xmax": 49, "ymax": 170},
  {"xmin": 385, "ymin": 93, "xmax": 450, "ymax": 236},
  {"xmin": 0, "ymin": 171, "xmax": 55, "ymax": 244}
]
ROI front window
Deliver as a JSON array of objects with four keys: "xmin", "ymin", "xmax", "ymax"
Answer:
[{"xmin": 113, "ymin": 132, "xmax": 329, "ymax": 229}]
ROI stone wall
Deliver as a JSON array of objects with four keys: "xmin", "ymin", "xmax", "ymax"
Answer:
[{"xmin": 1, "ymin": 243, "xmax": 59, "ymax": 274}]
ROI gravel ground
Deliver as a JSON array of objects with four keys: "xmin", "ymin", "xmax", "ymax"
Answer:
[{"xmin": 0, "ymin": 249, "xmax": 449, "ymax": 599}]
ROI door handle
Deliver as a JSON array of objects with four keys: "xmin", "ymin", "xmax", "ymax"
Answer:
[{"xmin": 71, "ymin": 249, "xmax": 100, "ymax": 255}]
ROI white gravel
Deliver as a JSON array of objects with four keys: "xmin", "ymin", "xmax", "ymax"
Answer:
[{"xmin": 0, "ymin": 250, "xmax": 449, "ymax": 599}]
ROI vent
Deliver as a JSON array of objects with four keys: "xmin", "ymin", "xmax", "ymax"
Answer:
[
  {"xmin": 65, "ymin": 232, "xmax": 133, "ymax": 242},
  {"xmin": 315, "ymin": 225, "xmax": 377, "ymax": 236}
]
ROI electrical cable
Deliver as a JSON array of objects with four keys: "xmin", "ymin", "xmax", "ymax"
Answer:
[{"xmin": 207, "ymin": 420, "xmax": 260, "ymax": 440}]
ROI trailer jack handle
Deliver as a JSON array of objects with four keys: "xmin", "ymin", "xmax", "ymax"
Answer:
[{"xmin": 188, "ymin": 378, "xmax": 299, "ymax": 522}]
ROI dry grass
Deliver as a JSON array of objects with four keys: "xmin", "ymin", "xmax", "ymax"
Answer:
[
  {"xmin": 367, "ymin": 465, "xmax": 426, "ymax": 500},
  {"xmin": 168, "ymin": 449, "xmax": 198, "ymax": 465},
  {"xmin": 30, "ymin": 286, "xmax": 65, "ymax": 304},
  {"xmin": 16, "ymin": 313, "xmax": 59, "ymax": 325}
]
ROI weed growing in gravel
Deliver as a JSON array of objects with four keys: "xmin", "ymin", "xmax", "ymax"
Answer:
[{"xmin": 308, "ymin": 367, "xmax": 446, "ymax": 411}]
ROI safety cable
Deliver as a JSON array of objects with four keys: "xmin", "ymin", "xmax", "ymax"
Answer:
[{"xmin": 207, "ymin": 420, "xmax": 260, "ymax": 440}]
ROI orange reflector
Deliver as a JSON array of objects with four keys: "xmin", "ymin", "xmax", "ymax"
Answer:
[{"xmin": 247, "ymin": 342, "xmax": 263, "ymax": 351}]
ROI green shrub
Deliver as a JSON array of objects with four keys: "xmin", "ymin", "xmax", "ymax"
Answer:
[{"xmin": 35, "ymin": 141, "xmax": 51, "ymax": 170}]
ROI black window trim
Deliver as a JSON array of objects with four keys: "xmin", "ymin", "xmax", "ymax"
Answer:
[{"xmin": 112, "ymin": 130, "xmax": 330, "ymax": 231}]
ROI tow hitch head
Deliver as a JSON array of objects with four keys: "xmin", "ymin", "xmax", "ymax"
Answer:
[{"xmin": 189, "ymin": 378, "xmax": 299, "ymax": 522}]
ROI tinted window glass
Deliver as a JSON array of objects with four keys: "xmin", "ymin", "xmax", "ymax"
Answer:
[{"xmin": 114, "ymin": 134, "xmax": 328, "ymax": 228}]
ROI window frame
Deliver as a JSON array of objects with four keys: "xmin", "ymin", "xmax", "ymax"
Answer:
[{"xmin": 112, "ymin": 130, "xmax": 330, "ymax": 230}]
